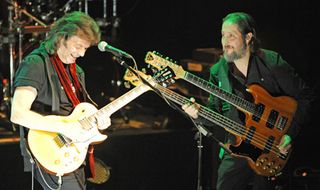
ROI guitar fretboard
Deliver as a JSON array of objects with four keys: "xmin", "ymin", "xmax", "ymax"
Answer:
[
  {"xmin": 184, "ymin": 72, "xmax": 256, "ymax": 113},
  {"xmin": 154, "ymin": 83, "xmax": 244, "ymax": 137},
  {"xmin": 85, "ymin": 84, "xmax": 150, "ymax": 125}
]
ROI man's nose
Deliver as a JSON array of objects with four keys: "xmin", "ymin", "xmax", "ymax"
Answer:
[{"xmin": 222, "ymin": 36, "xmax": 229, "ymax": 44}]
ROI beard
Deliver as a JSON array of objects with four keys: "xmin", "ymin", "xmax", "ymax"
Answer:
[{"xmin": 223, "ymin": 42, "xmax": 247, "ymax": 62}]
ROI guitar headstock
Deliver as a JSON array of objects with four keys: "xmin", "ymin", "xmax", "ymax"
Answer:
[
  {"xmin": 152, "ymin": 67, "xmax": 176, "ymax": 87},
  {"xmin": 144, "ymin": 51, "xmax": 186, "ymax": 79},
  {"xmin": 123, "ymin": 68, "xmax": 152, "ymax": 87},
  {"xmin": 123, "ymin": 67, "xmax": 176, "ymax": 89}
]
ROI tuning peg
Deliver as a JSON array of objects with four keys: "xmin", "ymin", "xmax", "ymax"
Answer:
[
  {"xmin": 161, "ymin": 82, "xmax": 168, "ymax": 88},
  {"xmin": 141, "ymin": 68, "xmax": 146, "ymax": 73},
  {"xmin": 151, "ymin": 68, "xmax": 158, "ymax": 73},
  {"xmin": 124, "ymin": 81, "xmax": 131, "ymax": 89}
]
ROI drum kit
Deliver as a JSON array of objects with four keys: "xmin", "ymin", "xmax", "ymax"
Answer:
[
  {"xmin": 0, "ymin": 0, "xmax": 101, "ymax": 130},
  {"xmin": 0, "ymin": 0, "xmax": 117, "ymax": 110},
  {"xmin": 0, "ymin": 0, "xmax": 75, "ymax": 131}
]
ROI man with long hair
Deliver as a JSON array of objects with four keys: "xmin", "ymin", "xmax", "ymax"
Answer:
[
  {"xmin": 183, "ymin": 12, "xmax": 315, "ymax": 190},
  {"xmin": 11, "ymin": 11, "xmax": 110, "ymax": 189}
]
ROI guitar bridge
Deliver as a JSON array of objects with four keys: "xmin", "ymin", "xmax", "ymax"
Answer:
[
  {"xmin": 276, "ymin": 116, "xmax": 288, "ymax": 131},
  {"xmin": 266, "ymin": 110, "xmax": 279, "ymax": 129}
]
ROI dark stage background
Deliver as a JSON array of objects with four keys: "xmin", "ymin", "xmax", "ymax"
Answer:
[{"xmin": 0, "ymin": 0, "xmax": 319, "ymax": 190}]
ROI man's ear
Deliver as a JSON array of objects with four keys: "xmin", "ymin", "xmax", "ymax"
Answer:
[{"xmin": 246, "ymin": 32, "xmax": 253, "ymax": 44}]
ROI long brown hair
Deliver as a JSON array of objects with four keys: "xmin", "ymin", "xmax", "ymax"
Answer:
[{"xmin": 44, "ymin": 11, "xmax": 101, "ymax": 54}]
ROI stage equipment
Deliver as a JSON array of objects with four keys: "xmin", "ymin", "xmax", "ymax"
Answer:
[{"xmin": 87, "ymin": 157, "xmax": 111, "ymax": 184}]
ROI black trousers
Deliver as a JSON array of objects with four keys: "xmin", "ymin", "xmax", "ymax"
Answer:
[{"xmin": 216, "ymin": 154, "xmax": 276, "ymax": 190}]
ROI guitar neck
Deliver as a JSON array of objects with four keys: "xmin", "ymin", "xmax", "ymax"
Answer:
[
  {"xmin": 145, "ymin": 52, "xmax": 253, "ymax": 112},
  {"xmin": 184, "ymin": 72, "xmax": 255, "ymax": 113},
  {"xmin": 88, "ymin": 84, "xmax": 150, "ymax": 121},
  {"xmin": 154, "ymin": 83, "xmax": 244, "ymax": 137}
]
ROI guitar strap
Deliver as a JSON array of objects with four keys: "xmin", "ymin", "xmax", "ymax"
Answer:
[{"xmin": 18, "ymin": 51, "xmax": 55, "ymax": 172}]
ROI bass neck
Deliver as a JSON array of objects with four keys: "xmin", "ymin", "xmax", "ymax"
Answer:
[
  {"xmin": 154, "ymin": 82, "xmax": 243, "ymax": 137},
  {"xmin": 183, "ymin": 71, "xmax": 255, "ymax": 113}
]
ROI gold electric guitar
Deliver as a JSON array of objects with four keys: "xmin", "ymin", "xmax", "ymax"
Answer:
[
  {"xmin": 27, "ymin": 71, "xmax": 154, "ymax": 176},
  {"xmin": 127, "ymin": 67, "xmax": 293, "ymax": 177}
]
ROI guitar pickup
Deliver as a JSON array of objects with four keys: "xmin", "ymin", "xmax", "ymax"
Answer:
[
  {"xmin": 54, "ymin": 134, "xmax": 68, "ymax": 148},
  {"xmin": 276, "ymin": 116, "xmax": 288, "ymax": 131},
  {"xmin": 252, "ymin": 103, "xmax": 264, "ymax": 122},
  {"xmin": 266, "ymin": 110, "xmax": 279, "ymax": 129}
]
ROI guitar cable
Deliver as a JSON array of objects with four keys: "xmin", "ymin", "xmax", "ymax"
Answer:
[
  {"xmin": 29, "ymin": 154, "xmax": 62, "ymax": 190},
  {"xmin": 35, "ymin": 160, "xmax": 62, "ymax": 190},
  {"xmin": 22, "ymin": 140, "xmax": 60, "ymax": 190},
  {"xmin": 29, "ymin": 151, "xmax": 35, "ymax": 190}
]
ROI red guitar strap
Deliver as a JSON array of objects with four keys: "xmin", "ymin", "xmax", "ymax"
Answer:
[
  {"xmin": 50, "ymin": 54, "xmax": 96, "ymax": 178},
  {"xmin": 88, "ymin": 145, "xmax": 95, "ymax": 178}
]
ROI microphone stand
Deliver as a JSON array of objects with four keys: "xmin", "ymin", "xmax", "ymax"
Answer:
[
  {"xmin": 113, "ymin": 54, "xmax": 233, "ymax": 190},
  {"xmin": 194, "ymin": 122, "xmax": 212, "ymax": 190},
  {"xmin": 195, "ymin": 126, "xmax": 203, "ymax": 190},
  {"xmin": 191, "ymin": 121, "xmax": 233, "ymax": 190},
  {"xmin": 7, "ymin": 5, "xmax": 15, "ymax": 97}
]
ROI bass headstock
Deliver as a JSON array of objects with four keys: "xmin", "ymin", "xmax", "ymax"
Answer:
[{"xmin": 144, "ymin": 51, "xmax": 186, "ymax": 79}]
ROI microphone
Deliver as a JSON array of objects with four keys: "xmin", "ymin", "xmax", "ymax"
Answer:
[{"xmin": 98, "ymin": 41, "xmax": 131, "ymax": 58}]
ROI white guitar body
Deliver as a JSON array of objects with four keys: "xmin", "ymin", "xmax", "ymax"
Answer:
[
  {"xmin": 28, "ymin": 103, "xmax": 107, "ymax": 176},
  {"xmin": 27, "ymin": 80, "xmax": 152, "ymax": 176}
]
